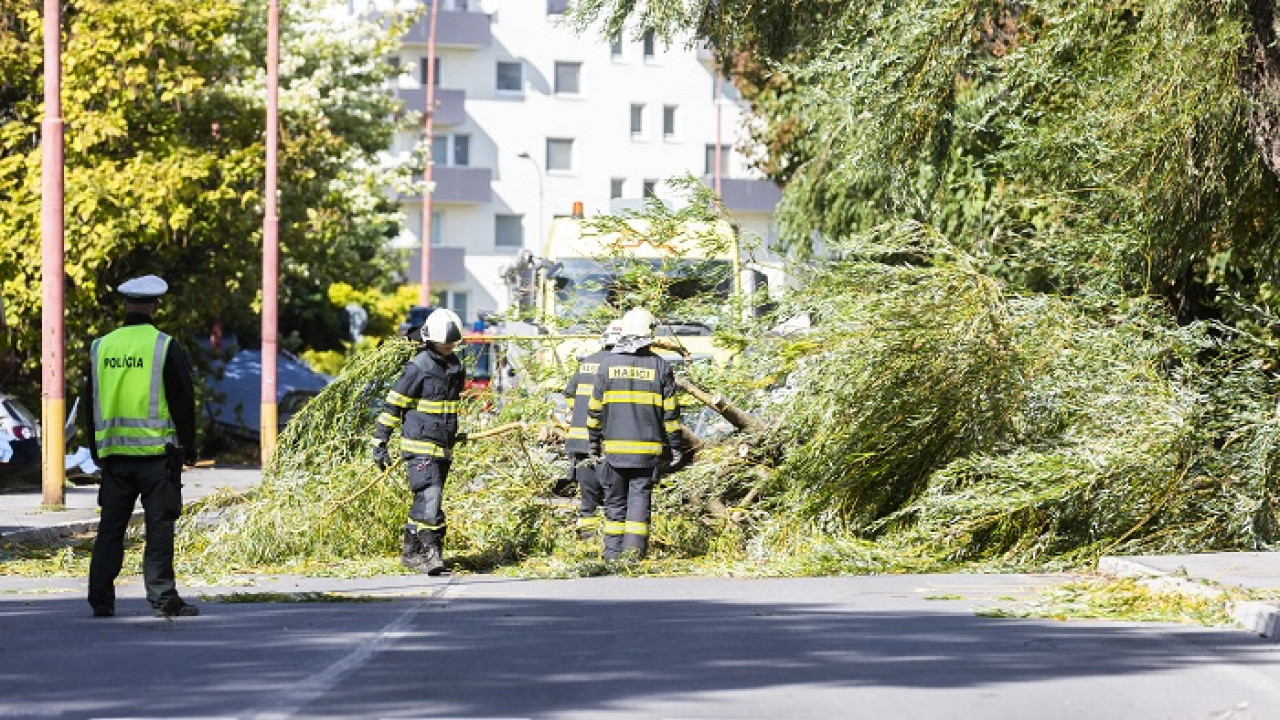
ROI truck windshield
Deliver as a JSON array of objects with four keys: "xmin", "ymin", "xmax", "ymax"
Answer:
[
  {"xmin": 553, "ymin": 258, "xmax": 732, "ymax": 321},
  {"xmin": 459, "ymin": 339, "xmax": 492, "ymax": 380}
]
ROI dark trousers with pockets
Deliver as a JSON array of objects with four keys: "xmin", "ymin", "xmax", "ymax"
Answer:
[
  {"xmin": 407, "ymin": 457, "xmax": 450, "ymax": 545},
  {"xmin": 572, "ymin": 453, "xmax": 604, "ymax": 519},
  {"xmin": 88, "ymin": 455, "xmax": 183, "ymax": 609},
  {"xmin": 600, "ymin": 462, "xmax": 660, "ymax": 559}
]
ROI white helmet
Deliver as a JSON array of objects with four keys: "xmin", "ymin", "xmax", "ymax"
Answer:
[
  {"xmin": 619, "ymin": 308, "xmax": 656, "ymax": 339},
  {"xmin": 421, "ymin": 308, "xmax": 464, "ymax": 344},
  {"xmin": 602, "ymin": 319, "xmax": 624, "ymax": 347}
]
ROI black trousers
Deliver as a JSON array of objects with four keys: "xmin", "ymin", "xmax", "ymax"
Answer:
[
  {"xmin": 406, "ymin": 456, "xmax": 450, "ymax": 543},
  {"xmin": 571, "ymin": 453, "xmax": 604, "ymax": 518},
  {"xmin": 88, "ymin": 455, "xmax": 183, "ymax": 609},
  {"xmin": 600, "ymin": 462, "xmax": 660, "ymax": 559}
]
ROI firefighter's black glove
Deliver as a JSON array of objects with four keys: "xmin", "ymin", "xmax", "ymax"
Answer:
[
  {"xmin": 455, "ymin": 431, "xmax": 469, "ymax": 444},
  {"xmin": 668, "ymin": 447, "xmax": 691, "ymax": 472},
  {"xmin": 372, "ymin": 443, "xmax": 391, "ymax": 471}
]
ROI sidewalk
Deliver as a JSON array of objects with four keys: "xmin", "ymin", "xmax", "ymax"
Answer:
[
  {"xmin": 2, "ymin": 466, "xmax": 1278, "ymax": 639},
  {"xmin": 0, "ymin": 464, "xmax": 262, "ymax": 545},
  {"xmin": 1098, "ymin": 552, "xmax": 1280, "ymax": 639}
]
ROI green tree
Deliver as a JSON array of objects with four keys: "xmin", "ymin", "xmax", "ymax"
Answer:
[
  {"xmin": 570, "ymin": 0, "xmax": 1280, "ymax": 317},
  {"xmin": 0, "ymin": 0, "xmax": 410, "ymax": 404}
]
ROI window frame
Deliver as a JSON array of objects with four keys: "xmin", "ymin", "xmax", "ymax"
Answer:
[
  {"xmin": 662, "ymin": 105, "xmax": 677, "ymax": 138},
  {"xmin": 630, "ymin": 103, "xmax": 645, "ymax": 137},
  {"xmin": 494, "ymin": 213, "xmax": 524, "ymax": 249},
  {"xmin": 496, "ymin": 60, "xmax": 523, "ymax": 92},
  {"xmin": 554, "ymin": 61, "xmax": 583, "ymax": 95},
  {"xmin": 546, "ymin": 137, "xmax": 574, "ymax": 172}
]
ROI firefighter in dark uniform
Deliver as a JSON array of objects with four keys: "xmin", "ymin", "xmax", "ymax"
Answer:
[
  {"xmin": 562, "ymin": 319, "xmax": 622, "ymax": 540},
  {"xmin": 372, "ymin": 308, "xmax": 467, "ymax": 575},
  {"xmin": 587, "ymin": 307, "xmax": 687, "ymax": 559},
  {"xmin": 86, "ymin": 275, "xmax": 199, "ymax": 618}
]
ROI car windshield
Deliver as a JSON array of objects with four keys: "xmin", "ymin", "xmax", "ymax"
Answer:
[{"xmin": 553, "ymin": 258, "xmax": 732, "ymax": 322}]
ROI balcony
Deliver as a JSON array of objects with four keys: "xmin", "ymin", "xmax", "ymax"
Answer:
[
  {"xmin": 402, "ymin": 166, "xmax": 492, "ymax": 204},
  {"xmin": 404, "ymin": 9, "xmax": 491, "ymax": 49},
  {"xmin": 708, "ymin": 177, "xmax": 783, "ymax": 215},
  {"xmin": 407, "ymin": 246, "xmax": 466, "ymax": 286},
  {"xmin": 396, "ymin": 87, "xmax": 466, "ymax": 126}
]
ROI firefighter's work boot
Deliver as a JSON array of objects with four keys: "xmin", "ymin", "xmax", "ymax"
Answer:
[
  {"xmin": 602, "ymin": 533, "xmax": 623, "ymax": 561},
  {"xmin": 400, "ymin": 527, "xmax": 427, "ymax": 572},
  {"xmin": 420, "ymin": 541, "xmax": 446, "ymax": 576},
  {"xmin": 622, "ymin": 534, "xmax": 648, "ymax": 560}
]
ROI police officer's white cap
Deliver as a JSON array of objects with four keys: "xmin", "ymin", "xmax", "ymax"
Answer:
[{"xmin": 117, "ymin": 275, "xmax": 168, "ymax": 301}]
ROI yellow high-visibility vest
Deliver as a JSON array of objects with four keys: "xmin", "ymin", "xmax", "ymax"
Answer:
[{"xmin": 91, "ymin": 325, "xmax": 177, "ymax": 457}]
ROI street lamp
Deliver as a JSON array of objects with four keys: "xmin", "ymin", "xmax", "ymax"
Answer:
[
  {"xmin": 516, "ymin": 151, "xmax": 544, "ymax": 248},
  {"xmin": 40, "ymin": 0, "xmax": 66, "ymax": 505},
  {"xmin": 261, "ymin": 0, "xmax": 280, "ymax": 463}
]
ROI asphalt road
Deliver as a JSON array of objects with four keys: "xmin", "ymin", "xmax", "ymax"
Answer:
[{"xmin": 4, "ymin": 573, "xmax": 1280, "ymax": 719}]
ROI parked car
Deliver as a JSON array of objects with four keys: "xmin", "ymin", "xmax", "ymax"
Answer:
[
  {"xmin": 0, "ymin": 393, "xmax": 42, "ymax": 484},
  {"xmin": 205, "ymin": 349, "xmax": 333, "ymax": 442}
]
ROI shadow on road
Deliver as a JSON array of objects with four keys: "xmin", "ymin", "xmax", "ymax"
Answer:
[{"xmin": 1, "ymin": 584, "xmax": 1273, "ymax": 718}]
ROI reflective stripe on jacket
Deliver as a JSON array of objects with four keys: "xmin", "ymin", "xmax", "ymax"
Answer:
[
  {"xmin": 563, "ymin": 350, "xmax": 608, "ymax": 455},
  {"xmin": 587, "ymin": 347, "xmax": 682, "ymax": 469},
  {"xmin": 373, "ymin": 346, "xmax": 465, "ymax": 459},
  {"xmin": 91, "ymin": 325, "xmax": 177, "ymax": 457}
]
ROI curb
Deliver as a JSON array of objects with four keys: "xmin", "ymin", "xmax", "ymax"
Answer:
[
  {"xmin": 1, "ymin": 512, "xmax": 144, "ymax": 548},
  {"xmin": 1098, "ymin": 556, "xmax": 1280, "ymax": 641}
]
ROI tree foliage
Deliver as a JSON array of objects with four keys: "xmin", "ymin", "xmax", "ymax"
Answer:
[{"xmin": 0, "ymin": 0, "xmax": 410, "ymax": 402}]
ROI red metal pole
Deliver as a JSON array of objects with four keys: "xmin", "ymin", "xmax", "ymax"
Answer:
[
  {"xmin": 714, "ymin": 74, "xmax": 723, "ymax": 198},
  {"xmin": 40, "ymin": 0, "xmax": 65, "ymax": 507},
  {"xmin": 419, "ymin": 0, "xmax": 438, "ymax": 307},
  {"xmin": 261, "ymin": 0, "xmax": 280, "ymax": 464}
]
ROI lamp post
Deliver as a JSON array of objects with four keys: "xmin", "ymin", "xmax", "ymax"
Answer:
[
  {"xmin": 261, "ymin": 0, "xmax": 280, "ymax": 464},
  {"xmin": 40, "ymin": 0, "xmax": 65, "ymax": 506},
  {"xmin": 419, "ymin": 0, "xmax": 439, "ymax": 307},
  {"xmin": 516, "ymin": 151, "xmax": 544, "ymax": 248}
]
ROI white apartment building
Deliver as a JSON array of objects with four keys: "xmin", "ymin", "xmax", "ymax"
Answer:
[{"xmin": 385, "ymin": 0, "xmax": 782, "ymax": 324}]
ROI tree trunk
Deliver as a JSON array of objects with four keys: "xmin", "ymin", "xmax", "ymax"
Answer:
[{"xmin": 1243, "ymin": 0, "xmax": 1280, "ymax": 178}]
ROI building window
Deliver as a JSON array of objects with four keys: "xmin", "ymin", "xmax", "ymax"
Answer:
[
  {"xmin": 416, "ymin": 210, "xmax": 443, "ymax": 247},
  {"xmin": 388, "ymin": 56, "xmax": 402, "ymax": 75},
  {"xmin": 663, "ymin": 105, "xmax": 677, "ymax": 138},
  {"xmin": 420, "ymin": 57, "xmax": 441, "ymax": 86},
  {"xmin": 495, "ymin": 214, "xmax": 523, "ymax": 248},
  {"xmin": 642, "ymin": 179, "xmax": 657, "ymax": 198},
  {"xmin": 453, "ymin": 135, "xmax": 470, "ymax": 166},
  {"xmin": 496, "ymin": 61, "xmax": 522, "ymax": 92},
  {"xmin": 642, "ymin": 30, "xmax": 656, "ymax": 59},
  {"xmin": 705, "ymin": 143, "xmax": 731, "ymax": 176},
  {"xmin": 554, "ymin": 61, "xmax": 582, "ymax": 94},
  {"xmin": 432, "ymin": 290, "xmax": 469, "ymax": 323},
  {"xmin": 610, "ymin": 35, "xmax": 623, "ymax": 59},
  {"xmin": 610, "ymin": 178, "xmax": 625, "ymax": 199},
  {"xmin": 431, "ymin": 134, "xmax": 470, "ymax": 166},
  {"xmin": 630, "ymin": 104, "xmax": 644, "ymax": 136},
  {"xmin": 546, "ymin": 0, "xmax": 569, "ymax": 14},
  {"xmin": 547, "ymin": 138, "xmax": 573, "ymax": 171}
]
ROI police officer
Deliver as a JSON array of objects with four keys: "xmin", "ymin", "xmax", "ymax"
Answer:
[
  {"xmin": 372, "ymin": 308, "xmax": 467, "ymax": 575},
  {"xmin": 86, "ymin": 275, "xmax": 199, "ymax": 618},
  {"xmin": 587, "ymin": 308, "xmax": 687, "ymax": 560},
  {"xmin": 562, "ymin": 319, "xmax": 622, "ymax": 540}
]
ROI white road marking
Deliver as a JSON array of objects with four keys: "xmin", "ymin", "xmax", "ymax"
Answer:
[{"xmin": 245, "ymin": 580, "xmax": 463, "ymax": 720}]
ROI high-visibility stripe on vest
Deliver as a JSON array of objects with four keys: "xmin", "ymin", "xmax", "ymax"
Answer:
[{"xmin": 91, "ymin": 325, "xmax": 177, "ymax": 457}]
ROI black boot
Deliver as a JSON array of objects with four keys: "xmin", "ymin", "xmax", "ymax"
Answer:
[
  {"xmin": 401, "ymin": 526, "xmax": 427, "ymax": 572},
  {"xmin": 603, "ymin": 532, "xmax": 623, "ymax": 560},
  {"xmin": 416, "ymin": 530, "xmax": 446, "ymax": 576}
]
